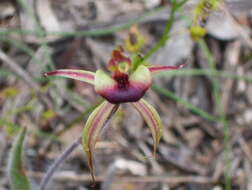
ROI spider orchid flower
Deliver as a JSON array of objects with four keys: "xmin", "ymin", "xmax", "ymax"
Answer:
[{"xmin": 44, "ymin": 47, "xmax": 185, "ymax": 184}]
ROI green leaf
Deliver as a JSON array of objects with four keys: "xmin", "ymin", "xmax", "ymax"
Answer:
[
  {"xmin": 132, "ymin": 99, "xmax": 163, "ymax": 158},
  {"xmin": 82, "ymin": 101, "xmax": 119, "ymax": 185},
  {"xmin": 8, "ymin": 128, "xmax": 31, "ymax": 190}
]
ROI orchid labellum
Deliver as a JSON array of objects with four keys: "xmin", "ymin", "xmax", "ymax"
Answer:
[{"xmin": 45, "ymin": 47, "xmax": 184, "ymax": 184}]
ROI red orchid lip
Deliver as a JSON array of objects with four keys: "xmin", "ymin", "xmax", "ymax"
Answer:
[
  {"xmin": 97, "ymin": 82, "xmax": 150, "ymax": 104},
  {"xmin": 95, "ymin": 65, "xmax": 152, "ymax": 104}
]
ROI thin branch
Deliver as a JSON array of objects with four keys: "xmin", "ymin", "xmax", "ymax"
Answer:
[
  {"xmin": 29, "ymin": 171, "xmax": 214, "ymax": 184},
  {"xmin": 0, "ymin": 7, "xmax": 166, "ymax": 38},
  {"xmin": 0, "ymin": 49, "xmax": 39, "ymax": 90},
  {"xmin": 0, "ymin": 49, "xmax": 53, "ymax": 108},
  {"xmin": 38, "ymin": 136, "xmax": 82, "ymax": 190}
]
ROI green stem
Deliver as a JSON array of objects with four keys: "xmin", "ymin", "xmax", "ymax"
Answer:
[
  {"xmin": 156, "ymin": 68, "xmax": 252, "ymax": 83},
  {"xmin": 144, "ymin": 0, "xmax": 188, "ymax": 61},
  {"xmin": 198, "ymin": 39, "xmax": 232, "ymax": 190},
  {"xmin": 0, "ymin": 7, "xmax": 164, "ymax": 38},
  {"xmin": 198, "ymin": 39, "xmax": 222, "ymax": 115},
  {"xmin": 152, "ymin": 84, "xmax": 218, "ymax": 122},
  {"xmin": 17, "ymin": 0, "xmax": 44, "ymax": 36}
]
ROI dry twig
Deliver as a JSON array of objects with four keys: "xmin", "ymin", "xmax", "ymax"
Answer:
[{"xmin": 29, "ymin": 171, "xmax": 214, "ymax": 184}]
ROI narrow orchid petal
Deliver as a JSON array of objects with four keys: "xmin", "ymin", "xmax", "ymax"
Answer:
[
  {"xmin": 148, "ymin": 63, "xmax": 186, "ymax": 74},
  {"xmin": 132, "ymin": 99, "xmax": 163, "ymax": 158},
  {"xmin": 44, "ymin": 69, "xmax": 95, "ymax": 85},
  {"xmin": 82, "ymin": 101, "xmax": 119, "ymax": 185}
]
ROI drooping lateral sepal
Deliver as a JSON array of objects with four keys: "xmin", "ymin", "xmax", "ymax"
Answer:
[
  {"xmin": 82, "ymin": 101, "xmax": 119, "ymax": 184},
  {"xmin": 44, "ymin": 69, "xmax": 95, "ymax": 85},
  {"xmin": 132, "ymin": 99, "xmax": 163, "ymax": 158},
  {"xmin": 148, "ymin": 63, "xmax": 186, "ymax": 74}
]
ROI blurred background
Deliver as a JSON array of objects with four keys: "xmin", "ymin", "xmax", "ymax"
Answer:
[{"xmin": 0, "ymin": 0, "xmax": 252, "ymax": 190}]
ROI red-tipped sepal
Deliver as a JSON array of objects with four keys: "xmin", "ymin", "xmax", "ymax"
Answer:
[
  {"xmin": 82, "ymin": 101, "xmax": 119, "ymax": 185},
  {"xmin": 44, "ymin": 69, "xmax": 95, "ymax": 85},
  {"xmin": 132, "ymin": 99, "xmax": 163, "ymax": 158},
  {"xmin": 148, "ymin": 63, "xmax": 186, "ymax": 74}
]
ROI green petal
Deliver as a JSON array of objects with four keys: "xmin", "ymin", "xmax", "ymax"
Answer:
[
  {"xmin": 129, "ymin": 65, "xmax": 151, "ymax": 86},
  {"xmin": 82, "ymin": 101, "xmax": 119, "ymax": 184},
  {"xmin": 44, "ymin": 69, "xmax": 95, "ymax": 85},
  {"xmin": 132, "ymin": 99, "xmax": 163, "ymax": 158},
  {"xmin": 8, "ymin": 128, "xmax": 31, "ymax": 190},
  {"xmin": 94, "ymin": 70, "xmax": 116, "ymax": 92}
]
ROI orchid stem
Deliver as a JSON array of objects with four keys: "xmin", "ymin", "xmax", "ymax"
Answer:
[
  {"xmin": 38, "ymin": 103, "xmax": 119, "ymax": 190},
  {"xmin": 143, "ymin": 0, "xmax": 188, "ymax": 61},
  {"xmin": 38, "ymin": 136, "xmax": 82, "ymax": 190}
]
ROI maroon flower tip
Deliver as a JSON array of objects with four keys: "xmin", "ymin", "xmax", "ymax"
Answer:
[
  {"xmin": 44, "ymin": 71, "xmax": 56, "ymax": 76},
  {"xmin": 178, "ymin": 63, "xmax": 186, "ymax": 68},
  {"xmin": 43, "ymin": 72, "xmax": 49, "ymax": 77}
]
